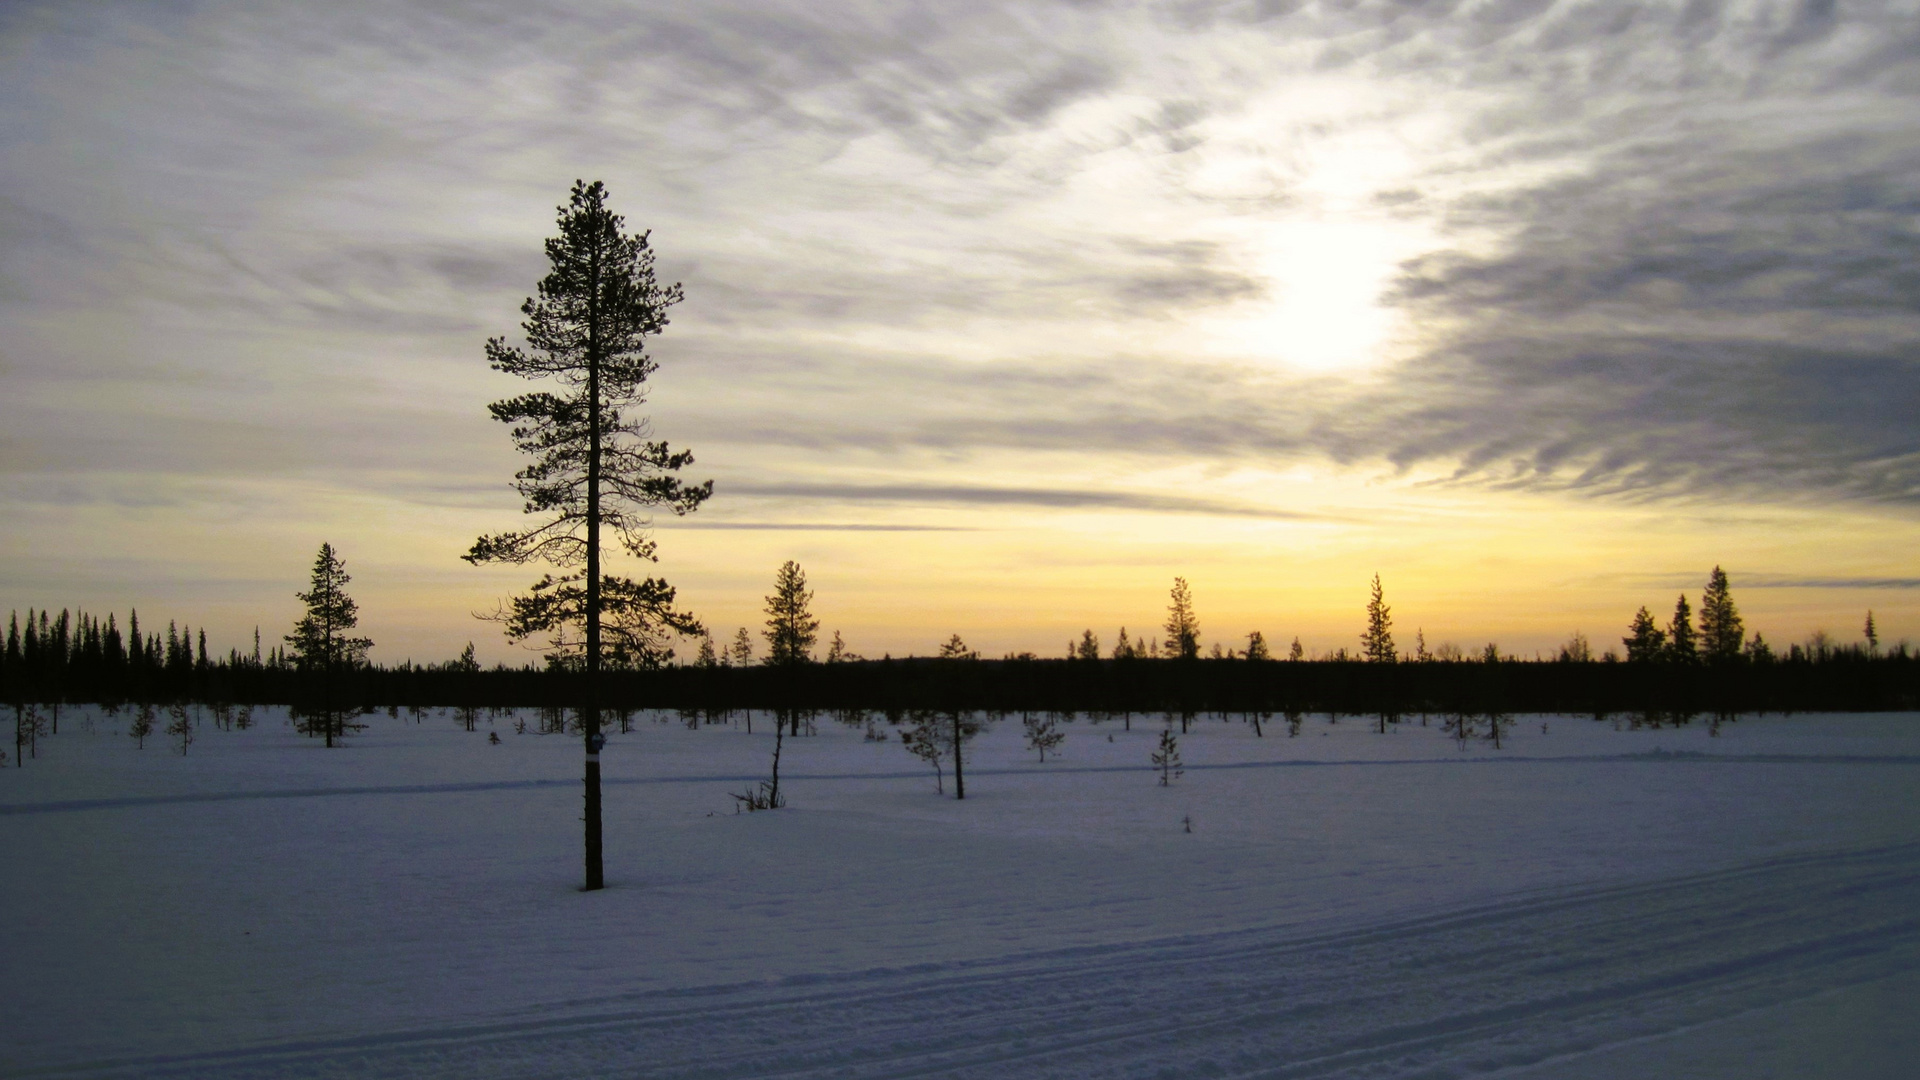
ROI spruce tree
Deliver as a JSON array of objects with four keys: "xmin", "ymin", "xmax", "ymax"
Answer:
[
  {"xmin": 1153, "ymin": 728, "xmax": 1183, "ymax": 786},
  {"xmin": 1697, "ymin": 567, "xmax": 1744, "ymax": 661},
  {"xmin": 1362, "ymin": 574, "xmax": 1396, "ymax": 663},
  {"xmin": 1245, "ymin": 631, "xmax": 1270, "ymax": 661},
  {"xmin": 1665, "ymin": 594, "xmax": 1697, "ymax": 663},
  {"xmin": 1023, "ymin": 711, "xmax": 1064, "ymax": 762},
  {"xmin": 284, "ymin": 543, "xmax": 372, "ymax": 747},
  {"xmin": 464, "ymin": 181, "xmax": 711, "ymax": 891},
  {"xmin": 1075, "ymin": 629, "xmax": 1101, "ymax": 661},
  {"xmin": 762, "ymin": 560, "xmax": 819, "ymax": 666},
  {"xmin": 938, "ymin": 634, "xmax": 978, "ymax": 660},
  {"xmin": 902, "ymin": 710, "xmax": 948, "ymax": 793},
  {"xmin": 165, "ymin": 704, "xmax": 194, "ymax": 755},
  {"xmin": 129, "ymin": 703, "xmax": 155, "ymax": 749},
  {"xmin": 1624, "ymin": 607, "xmax": 1666, "ymax": 662},
  {"xmin": 1164, "ymin": 577, "xmax": 1201, "ymax": 660}
]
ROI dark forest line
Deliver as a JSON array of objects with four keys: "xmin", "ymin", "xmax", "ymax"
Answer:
[{"xmin": 4, "ymin": 605, "xmax": 1916, "ymax": 722}]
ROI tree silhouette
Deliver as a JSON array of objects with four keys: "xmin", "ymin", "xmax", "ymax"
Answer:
[
  {"xmin": 763, "ymin": 561, "xmax": 819, "ymax": 666},
  {"xmin": 1624, "ymin": 606, "xmax": 1666, "ymax": 662},
  {"xmin": 1074, "ymin": 629, "xmax": 1101, "ymax": 661},
  {"xmin": 464, "ymin": 180, "xmax": 711, "ymax": 891},
  {"xmin": 902, "ymin": 710, "xmax": 947, "ymax": 793},
  {"xmin": 128, "ymin": 704, "xmax": 154, "ymax": 749},
  {"xmin": 1665, "ymin": 594, "xmax": 1697, "ymax": 664},
  {"xmin": 938, "ymin": 634, "xmax": 978, "ymax": 660},
  {"xmin": 1362, "ymin": 574, "xmax": 1395, "ymax": 664},
  {"xmin": 284, "ymin": 543, "xmax": 371, "ymax": 748},
  {"xmin": 1164, "ymin": 578, "xmax": 1200, "ymax": 660},
  {"xmin": 825, "ymin": 631, "xmax": 862, "ymax": 663},
  {"xmin": 1245, "ymin": 631, "xmax": 1270, "ymax": 661},
  {"xmin": 1152, "ymin": 728, "xmax": 1183, "ymax": 786},
  {"xmin": 1697, "ymin": 567, "xmax": 1744, "ymax": 661},
  {"xmin": 165, "ymin": 703, "xmax": 194, "ymax": 755},
  {"xmin": 1023, "ymin": 711, "xmax": 1064, "ymax": 762}
]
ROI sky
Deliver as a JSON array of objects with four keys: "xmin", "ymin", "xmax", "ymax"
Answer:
[{"xmin": 2, "ymin": 0, "xmax": 1917, "ymax": 665}]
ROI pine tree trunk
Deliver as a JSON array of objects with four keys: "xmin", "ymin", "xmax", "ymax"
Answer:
[
  {"xmin": 769, "ymin": 720, "xmax": 784, "ymax": 806},
  {"xmin": 583, "ymin": 255, "xmax": 606, "ymax": 893},
  {"xmin": 951, "ymin": 711, "xmax": 965, "ymax": 800}
]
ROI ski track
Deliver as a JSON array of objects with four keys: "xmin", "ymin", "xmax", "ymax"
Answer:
[
  {"xmin": 6, "ymin": 753, "xmax": 1915, "ymax": 815},
  {"xmin": 29, "ymin": 841, "xmax": 1920, "ymax": 1080}
]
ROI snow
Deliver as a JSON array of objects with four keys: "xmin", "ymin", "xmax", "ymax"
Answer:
[{"xmin": 3, "ymin": 707, "xmax": 1917, "ymax": 1078}]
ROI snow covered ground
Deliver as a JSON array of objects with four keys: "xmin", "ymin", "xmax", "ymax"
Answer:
[{"xmin": 4, "ymin": 706, "xmax": 1916, "ymax": 1078}]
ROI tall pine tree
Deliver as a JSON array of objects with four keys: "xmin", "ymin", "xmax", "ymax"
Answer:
[{"xmin": 465, "ymin": 180, "xmax": 711, "ymax": 891}]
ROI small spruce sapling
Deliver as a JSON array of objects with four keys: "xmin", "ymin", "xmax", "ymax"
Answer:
[
  {"xmin": 166, "ymin": 704, "xmax": 194, "ymax": 755},
  {"xmin": 902, "ymin": 710, "xmax": 947, "ymax": 793},
  {"xmin": 1152, "ymin": 728, "xmax": 1183, "ymax": 786},
  {"xmin": 1484, "ymin": 709, "xmax": 1512, "ymax": 750},
  {"xmin": 17, "ymin": 705, "xmax": 48, "ymax": 763},
  {"xmin": 1444, "ymin": 709, "xmax": 1477, "ymax": 749},
  {"xmin": 129, "ymin": 704, "xmax": 155, "ymax": 749},
  {"xmin": 1023, "ymin": 711, "xmax": 1064, "ymax": 762}
]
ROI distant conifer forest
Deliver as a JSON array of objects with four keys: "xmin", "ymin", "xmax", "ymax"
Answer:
[{"xmin": 5, "ymin": 562, "xmax": 1914, "ymax": 763}]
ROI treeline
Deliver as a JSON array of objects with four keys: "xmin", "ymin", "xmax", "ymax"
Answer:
[
  {"xmin": 2, "ymin": 606, "xmax": 296, "ymax": 711},
  {"xmin": 5, "ymin": 608, "xmax": 1916, "ymax": 722}
]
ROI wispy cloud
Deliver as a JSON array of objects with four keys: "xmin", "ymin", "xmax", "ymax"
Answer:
[
  {"xmin": 658, "ymin": 521, "xmax": 975, "ymax": 532},
  {"xmin": 725, "ymin": 480, "xmax": 1334, "ymax": 520},
  {"xmin": 1584, "ymin": 571, "xmax": 1920, "ymax": 592},
  {"xmin": 3, "ymin": 0, "xmax": 1917, "ymax": 654}
]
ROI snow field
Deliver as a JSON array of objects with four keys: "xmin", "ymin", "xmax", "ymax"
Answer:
[{"xmin": 3, "ymin": 707, "xmax": 1917, "ymax": 1078}]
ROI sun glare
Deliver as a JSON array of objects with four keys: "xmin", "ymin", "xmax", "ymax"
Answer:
[{"xmin": 1202, "ymin": 218, "xmax": 1431, "ymax": 375}]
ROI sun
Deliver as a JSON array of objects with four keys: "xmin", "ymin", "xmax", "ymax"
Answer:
[{"xmin": 1201, "ymin": 217, "xmax": 1435, "ymax": 375}]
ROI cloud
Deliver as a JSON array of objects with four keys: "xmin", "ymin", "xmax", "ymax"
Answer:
[
  {"xmin": 723, "ymin": 480, "xmax": 1333, "ymax": 520},
  {"xmin": 658, "ymin": 521, "xmax": 975, "ymax": 531},
  {"xmin": 1737, "ymin": 575, "xmax": 1920, "ymax": 590},
  {"xmin": 5, "ymin": 0, "xmax": 1919, "ymax": 531},
  {"xmin": 1331, "ymin": 0, "xmax": 1920, "ymax": 506},
  {"xmin": 1588, "ymin": 571, "xmax": 1920, "ymax": 591}
]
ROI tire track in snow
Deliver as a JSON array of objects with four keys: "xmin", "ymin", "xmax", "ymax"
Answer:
[
  {"xmin": 7, "ymin": 753, "xmax": 1914, "ymax": 815},
  {"xmin": 32, "ymin": 841, "xmax": 1920, "ymax": 1079}
]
